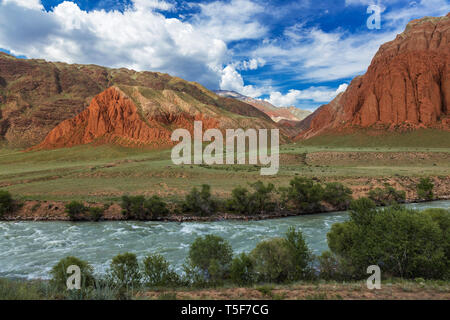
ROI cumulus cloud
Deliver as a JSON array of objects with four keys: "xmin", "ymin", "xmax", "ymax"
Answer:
[
  {"xmin": 193, "ymin": 0, "xmax": 268, "ymax": 42},
  {"xmin": 253, "ymin": 0, "xmax": 449, "ymax": 82},
  {"xmin": 220, "ymin": 65, "xmax": 266, "ymax": 98},
  {"xmin": 0, "ymin": 0, "xmax": 229, "ymax": 88},
  {"xmin": 2, "ymin": 0, "xmax": 43, "ymax": 10},
  {"xmin": 0, "ymin": 0, "xmax": 448, "ymax": 111},
  {"xmin": 266, "ymin": 84, "xmax": 348, "ymax": 107}
]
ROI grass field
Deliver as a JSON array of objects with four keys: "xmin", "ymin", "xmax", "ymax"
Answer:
[
  {"xmin": 1, "ymin": 277, "xmax": 448, "ymax": 300},
  {"xmin": 0, "ymin": 130, "xmax": 449, "ymax": 202}
]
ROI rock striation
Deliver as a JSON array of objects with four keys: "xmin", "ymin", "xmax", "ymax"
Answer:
[{"xmin": 297, "ymin": 14, "xmax": 450, "ymax": 139}]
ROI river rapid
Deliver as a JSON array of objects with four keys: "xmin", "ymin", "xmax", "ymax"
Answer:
[{"xmin": 0, "ymin": 200, "xmax": 448, "ymax": 279}]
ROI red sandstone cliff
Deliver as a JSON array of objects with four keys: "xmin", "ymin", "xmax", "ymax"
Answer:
[
  {"xmin": 297, "ymin": 14, "xmax": 450, "ymax": 139},
  {"xmin": 33, "ymin": 87, "xmax": 173, "ymax": 149},
  {"xmin": 33, "ymin": 85, "xmax": 284, "ymax": 149}
]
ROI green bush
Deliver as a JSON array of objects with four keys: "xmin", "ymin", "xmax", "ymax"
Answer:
[
  {"xmin": 108, "ymin": 253, "xmax": 142, "ymax": 288},
  {"xmin": 417, "ymin": 178, "xmax": 434, "ymax": 201},
  {"xmin": 281, "ymin": 177, "xmax": 324, "ymax": 213},
  {"xmin": 348, "ymin": 197, "xmax": 377, "ymax": 225},
  {"xmin": 50, "ymin": 256, "xmax": 95, "ymax": 290},
  {"xmin": 187, "ymin": 235, "xmax": 233, "ymax": 282},
  {"xmin": 423, "ymin": 208, "xmax": 450, "ymax": 277},
  {"xmin": 327, "ymin": 203, "xmax": 448, "ymax": 279},
  {"xmin": 88, "ymin": 207, "xmax": 104, "ymax": 221},
  {"xmin": 144, "ymin": 196, "xmax": 169, "ymax": 219},
  {"xmin": 227, "ymin": 181, "xmax": 276, "ymax": 215},
  {"xmin": 250, "ymin": 238, "xmax": 294, "ymax": 283},
  {"xmin": 368, "ymin": 183, "xmax": 406, "ymax": 205},
  {"xmin": 121, "ymin": 195, "xmax": 145, "ymax": 219},
  {"xmin": 227, "ymin": 186, "xmax": 250, "ymax": 214},
  {"xmin": 143, "ymin": 254, "xmax": 180, "ymax": 287},
  {"xmin": 250, "ymin": 228, "xmax": 313, "ymax": 283},
  {"xmin": 323, "ymin": 182, "xmax": 353, "ymax": 209},
  {"xmin": 318, "ymin": 251, "xmax": 341, "ymax": 281},
  {"xmin": 230, "ymin": 253, "xmax": 255, "ymax": 286},
  {"xmin": 284, "ymin": 227, "xmax": 313, "ymax": 280},
  {"xmin": 121, "ymin": 195, "xmax": 170, "ymax": 219},
  {"xmin": 182, "ymin": 185, "xmax": 217, "ymax": 216},
  {"xmin": 0, "ymin": 190, "xmax": 14, "ymax": 218},
  {"xmin": 65, "ymin": 201, "xmax": 87, "ymax": 220}
]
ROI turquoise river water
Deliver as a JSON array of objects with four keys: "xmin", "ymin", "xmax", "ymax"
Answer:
[{"xmin": 0, "ymin": 200, "xmax": 449, "ymax": 279}]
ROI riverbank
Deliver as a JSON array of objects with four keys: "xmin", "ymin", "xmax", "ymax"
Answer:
[
  {"xmin": 2, "ymin": 176, "xmax": 449, "ymax": 222},
  {"xmin": 2, "ymin": 197, "xmax": 450, "ymax": 222}
]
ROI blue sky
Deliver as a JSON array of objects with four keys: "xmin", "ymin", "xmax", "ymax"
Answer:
[{"xmin": 0, "ymin": 0, "xmax": 448, "ymax": 110}]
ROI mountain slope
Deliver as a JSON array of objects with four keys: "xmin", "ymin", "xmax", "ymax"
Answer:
[
  {"xmin": 215, "ymin": 90, "xmax": 311, "ymax": 122},
  {"xmin": 296, "ymin": 14, "xmax": 450, "ymax": 140},
  {"xmin": 0, "ymin": 53, "xmax": 277, "ymax": 148}
]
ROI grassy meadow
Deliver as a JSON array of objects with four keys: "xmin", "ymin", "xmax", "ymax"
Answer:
[{"xmin": 0, "ymin": 129, "xmax": 449, "ymax": 202}]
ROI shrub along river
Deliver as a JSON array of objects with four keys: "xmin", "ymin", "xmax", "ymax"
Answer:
[{"xmin": 0, "ymin": 200, "xmax": 449, "ymax": 280}]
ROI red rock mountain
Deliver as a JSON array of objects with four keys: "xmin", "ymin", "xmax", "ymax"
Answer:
[
  {"xmin": 33, "ymin": 85, "xmax": 287, "ymax": 149},
  {"xmin": 32, "ymin": 87, "xmax": 173, "ymax": 149},
  {"xmin": 0, "ymin": 52, "xmax": 281, "ymax": 148},
  {"xmin": 297, "ymin": 14, "xmax": 450, "ymax": 139}
]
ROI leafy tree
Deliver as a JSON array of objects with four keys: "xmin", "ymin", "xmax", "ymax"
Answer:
[
  {"xmin": 182, "ymin": 185, "xmax": 217, "ymax": 216},
  {"xmin": 249, "ymin": 181, "xmax": 276, "ymax": 214},
  {"xmin": 0, "ymin": 190, "xmax": 14, "ymax": 218},
  {"xmin": 284, "ymin": 227, "xmax": 313, "ymax": 280},
  {"xmin": 323, "ymin": 182, "xmax": 353, "ymax": 209},
  {"xmin": 417, "ymin": 178, "xmax": 434, "ymax": 201},
  {"xmin": 230, "ymin": 253, "xmax": 255, "ymax": 286},
  {"xmin": 144, "ymin": 196, "xmax": 169, "ymax": 219},
  {"xmin": 327, "ymin": 204, "xmax": 447, "ymax": 279},
  {"xmin": 227, "ymin": 186, "xmax": 251, "ymax": 214},
  {"xmin": 65, "ymin": 201, "xmax": 87, "ymax": 220},
  {"xmin": 120, "ymin": 195, "xmax": 145, "ymax": 219},
  {"xmin": 143, "ymin": 254, "xmax": 180, "ymax": 287},
  {"xmin": 187, "ymin": 235, "xmax": 233, "ymax": 282},
  {"xmin": 368, "ymin": 183, "xmax": 405, "ymax": 205},
  {"xmin": 281, "ymin": 177, "xmax": 324, "ymax": 213},
  {"xmin": 50, "ymin": 256, "xmax": 95, "ymax": 290},
  {"xmin": 227, "ymin": 181, "xmax": 276, "ymax": 215},
  {"xmin": 108, "ymin": 253, "xmax": 141, "ymax": 288},
  {"xmin": 348, "ymin": 197, "xmax": 377, "ymax": 225},
  {"xmin": 250, "ymin": 238, "xmax": 294, "ymax": 283},
  {"xmin": 88, "ymin": 207, "xmax": 104, "ymax": 221}
]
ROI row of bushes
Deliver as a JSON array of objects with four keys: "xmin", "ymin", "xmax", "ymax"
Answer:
[
  {"xmin": 50, "ymin": 201, "xmax": 449, "ymax": 298},
  {"xmin": 177, "ymin": 178, "xmax": 354, "ymax": 217},
  {"xmin": 50, "ymin": 226, "xmax": 314, "ymax": 296},
  {"xmin": 0, "ymin": 177, "xmax": 436, "ymax": 220}
]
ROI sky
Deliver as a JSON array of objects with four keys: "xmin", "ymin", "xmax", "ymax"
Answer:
[{"xmin": 0, "ymin": 0, "xmax": 448, "ymax": 111}]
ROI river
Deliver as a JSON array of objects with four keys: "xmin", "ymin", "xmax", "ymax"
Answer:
[{"xmin": 0, "ymin": 200, "xmax": 449, "ymax": 279}]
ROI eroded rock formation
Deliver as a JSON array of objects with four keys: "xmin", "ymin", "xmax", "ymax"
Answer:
[{"xmin": 297, "ymin": 14, "xmax": 450, "ymax": 139}]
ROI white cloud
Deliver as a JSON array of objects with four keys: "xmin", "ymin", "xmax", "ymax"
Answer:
[
  {"xmin": 2, "ymin": 0, "xmax": 43, "ymax": 10},
  {"xmin": 266, "ymin": 84, "xmax": 348, "ymax": 107},
  {"xmin": 253, "ymin": 0, "xmax": 449, "ymax": 82},
  {"xmin": 193, "ymin": 0, "xmax": 268, "ymax": 42},
  {"xmin": 132, "ymin": 0, "xmax": 173, "ymax": 11},
  {"xmin": 0, "ymin": 0, "xmax": 230, "ymax": 88},
  {"xmin": 220, "ymin": 65, "xmax": 266, "ymax": 98},
  {"xmin": 336, "ymin": 83, "xmax": 348, "ymax": 94}
]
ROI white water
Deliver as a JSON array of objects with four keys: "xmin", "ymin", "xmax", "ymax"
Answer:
[{"xmin": 0, "ymin": 200, "xmax": 448, "ymax": 279}]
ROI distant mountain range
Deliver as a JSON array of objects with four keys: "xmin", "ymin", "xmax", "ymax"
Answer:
[
  {"xmin": 214, "ymin": 90, "xmax": 311, "ymax": 123},
  {"xmin": 0, "ymin": 52, "xmax": 282, "ymax": 149},
  {"xmin": 0, "ymin": 14, "xmax": 448, "ymax": 150}
]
